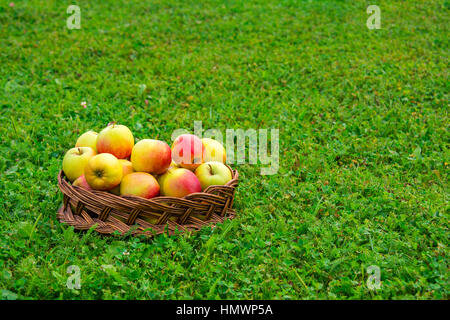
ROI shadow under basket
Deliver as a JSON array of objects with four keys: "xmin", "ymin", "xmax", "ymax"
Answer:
[{"xmin": 56, "ymin": 167, "xmax": 239, "ymax": 237}]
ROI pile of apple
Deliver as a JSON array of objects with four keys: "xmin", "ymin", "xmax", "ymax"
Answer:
[{"xmin": 62, "ymin": 123, "xmax": 233, "ymax": 199}]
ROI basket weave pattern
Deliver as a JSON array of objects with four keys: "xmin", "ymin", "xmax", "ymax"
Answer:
[{"xmin": 57, "ymin": 168, "xmax": 238, "ymax": 237}]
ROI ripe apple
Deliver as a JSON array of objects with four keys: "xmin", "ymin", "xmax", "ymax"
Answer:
[
  {"xmin": 158, "ymin": 167, "xmax": 201, "ymax": 198},
  {"xmin": 84, "ymin": 153, "xmax": 123, "ymax": 190},
  {"xmin": 131, "ymin": 139, "xmax": 172, "ymax": 174},
  {"xmin": 72, "ymin": 174, "xmax": 92, "ymax": 191},
  {"xmin": 62, "ymin": 147, "xmax": 96, "ymax": 182},
  {"xmin": 194, "ymin": 161, "xmax": 232, "ymax": 190},
  {"xmin": 120, "ymin": 172, "xmax": 160, "ymax": 199},
  {"xmin": 109, "ymin": 159, "xmax": 134, "ymax": 195},
  {"xmin": 119, "ymin": 159, "xmax": 134, "ymax": 176},
  {"xmin": 169, "ymin": 160, "xmax": 179, "ymax": 169},
  {"xmin": 202, "ymin": 138, "xmax": 226, "ymax": 163},
  {"xmin": 171, "ymin": 134, "xmax": 204, "ymax": 171},
  {"xmin": 75, "ymin": 131, "xmax": 98, "ymax": 153},
  {"xmin": 96, "ymin": 124, "xmax": 134, "ymax": 159}
]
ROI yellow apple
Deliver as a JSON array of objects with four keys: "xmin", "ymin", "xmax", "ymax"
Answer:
[
  {"xmin": 169, "ymin": 160, "xmax": 179, "ymax": 168},
  {"xmin": 75, "ymin": 131, "xmax": 98, "ymax": 153},
  {"xmin": 62, "ymin": 147, "xmax": 96, "ymax": 182},
  {"xmin": 202, "ymin": 138, "xmax": 226, "ymax": 163},
  {"xmin": 84, "ymin": 153, "xmax": 122, "ymax": 190},
  {"xmin": 96, "ymin": 124, "xmax": 134, "ymax": 159},
  {"xmin": 109, "ymin": 159, "xmax": 134, "ymax": 195}
]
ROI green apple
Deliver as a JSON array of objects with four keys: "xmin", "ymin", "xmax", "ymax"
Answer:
[
  {"xmin": 62, "ymin": 147, "xmax": 96, "ymax": 182},
  {"xmin": 194, "ymin": 161, "xmax": 232, "ymax": 190}
]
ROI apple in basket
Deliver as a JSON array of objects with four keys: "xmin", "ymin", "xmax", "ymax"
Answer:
[
  {"xmin": 171, "ymin": 134, "xmax": 204, "ymax": 171},
  {"xmin": 158, "ymin": 167, "xmax": 201, "ymax": 198},
  {"xmin": 131, "ymin": 139, "xmax": 172, "ymax": 174},
  {"xmin": 120, "ymin": 172, "xmax": 160, "ymax": 199},
  {"xmin": 109, "ymin": 159, "xmax": 134, "ymax": 195},
  {"xmin": 84, "ymin": 153, "xmax": 123, "ymax": 190},
  {"xmin": 96, "ymin": 123, "xmax": 134, "ymax": 159},
  {"xmin": 72, "ymin": 174, "xmax": 92, "ymax": 191},
  {"xmin": 62, "ymin": 147, "xmax": 96, "ymax": 182},
  {"xmin": 194, "ymin": 161, "xmax": 232, "ymax": 191},
  {"xmin": 202, "ymin": 138, "xmax": 227, "ymax": 163},
  {"xmin": 75, "ymin": 130, "xmax": 98, "ymax": 153}
]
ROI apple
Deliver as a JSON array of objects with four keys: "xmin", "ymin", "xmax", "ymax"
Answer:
[
  {"xmin": 158, "ymin": 167, "xmax": 201, "ymax": 198},
  {"xmin": 119, "ymin": 159, "xmax": 134, "ymax": 176},
  {"xmin": 84, "ymin": 153, "xmax": 123, "ymax": 190},
  {"xmin": 72, "ymin": 174, "xmax": 93, "ymax": 191},
  {"xmin": 194, "ymin": 161, "xmax": 232, "ymax": 190},
  {"xmin": 62, "ymin": 147, "xmax": 96, "ymax": 182},
  {"xmin": 75, "ymin": 131, "xmax": 98, "ymax": 153},
  {"xmin": 171, "ymin": 134, "xmax": 204, "ymax": 171},
  {"xmin": 120, "ymin": 172, "xmax": 160, "ymax": 199},
  {"xmin": 131, "ymin": 139, "xmax": 172, "ymax": 174},
  {"xmin": 202, "ymin": 138, "xmax": 226, "ymax": 163},
  {"xmin": 96, "ymin": 123, "xmax": 134, "ymax": 159},
  {"xmin": 109, "ymin": 159, "xmax": 134, "ymax": 195},
  {"xmin": 150, "ymin": 160, "xmax": 179, "ymax": 181},
  {"xmin": 169, "ymin": 160, "xmax": 179, "ymax": 169}
]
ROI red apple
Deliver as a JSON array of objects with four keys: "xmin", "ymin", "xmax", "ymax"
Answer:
[
  {"xmin": 158, "ymin": 167, "xmax": 202, "ymax": 197},
  {"xmin": 72, "ymin": 174, "xmax": 92, "ymax": 191},
  {"xmin": 171, "ymin": 134, "xmax": 204, "ymax": 171}
]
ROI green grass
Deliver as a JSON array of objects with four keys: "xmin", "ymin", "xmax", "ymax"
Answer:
[{"xmin": 0, "ymin": 0, "xmax": 448, "ymax": 299}]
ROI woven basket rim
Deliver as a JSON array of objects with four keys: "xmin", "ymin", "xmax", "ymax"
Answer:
[{"xmin": 56, "ymin": 165, "xmax": 239, "ymax": 237}]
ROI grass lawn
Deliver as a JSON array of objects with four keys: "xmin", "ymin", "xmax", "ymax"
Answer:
[{"xmin": 0, "ymin": 0, "xmax": 448, "ymax": 299}]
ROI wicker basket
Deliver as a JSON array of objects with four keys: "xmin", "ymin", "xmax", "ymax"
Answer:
[{"xmin": 56, "ymin": 167, "xmax": 238, "ymax": 237}]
